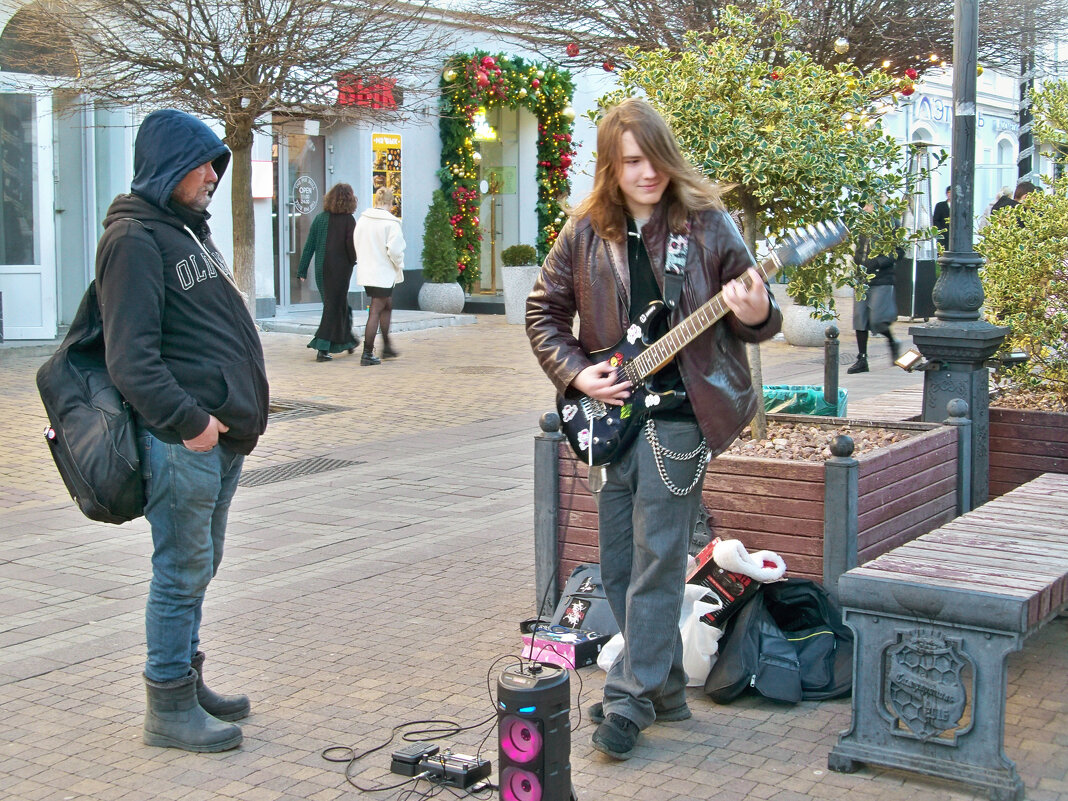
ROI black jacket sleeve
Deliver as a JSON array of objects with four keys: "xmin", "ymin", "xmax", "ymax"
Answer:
[{"xmin": 96, "ymin": 221, "xmax": 211, "ymax": 441}]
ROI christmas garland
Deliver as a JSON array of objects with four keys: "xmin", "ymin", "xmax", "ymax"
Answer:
[{"xmin": 438, "ymin": 51, "xmax": 576, "ymax": 291}]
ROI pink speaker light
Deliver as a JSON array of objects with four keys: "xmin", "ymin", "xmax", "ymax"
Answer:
[
  {"xmin": 501, "ymin": 766, "xmax": 542, "ymax": 801},
  {"xmin": 499, "ymin": 715, "xmax": 543, "ymax": 763}
]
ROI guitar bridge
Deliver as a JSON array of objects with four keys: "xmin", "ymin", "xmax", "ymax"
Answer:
[{"xmin": 580, "ymin": 396, "xmax": 607, "ymax": 422}]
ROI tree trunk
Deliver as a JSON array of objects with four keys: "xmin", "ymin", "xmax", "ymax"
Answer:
[
  {"xmin": 738, "ymin": 192, "xmax": 768, "ymax": 441},
  {"xmin": 226, "ymin": 124, "xmax": 257, "ymax": 316}
]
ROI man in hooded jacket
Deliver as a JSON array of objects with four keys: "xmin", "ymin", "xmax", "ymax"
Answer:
[{"xmin": 96, "ymin": 109, "xmax": 269, "ymax": 752}]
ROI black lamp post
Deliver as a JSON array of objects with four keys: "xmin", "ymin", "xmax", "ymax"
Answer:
[{"xmin": 910, "ymin": 0, "xmax": 1007, "ymax": 508}]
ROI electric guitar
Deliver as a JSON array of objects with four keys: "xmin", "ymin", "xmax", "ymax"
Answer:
[{"xmin": 556, "ymin": 220, "xmax": 849, "ymax": 466}]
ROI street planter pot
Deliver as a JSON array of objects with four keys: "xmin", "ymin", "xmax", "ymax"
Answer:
[
  {"xmin": 988, "ymin": 406, "xmax": 1068, "ymax": 499},
  {"xmin": 534, "ymin": 413, "xmax": 960, "ymax": 610},
  {"xmin": 501, "ymin": 264, "xmax": 540, "ymax": 325},
  {"xmin": 417, "ymin": 281, "xmax": 465, "ymax": 314}
]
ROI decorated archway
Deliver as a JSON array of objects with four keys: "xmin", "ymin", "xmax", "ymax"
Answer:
[{"xmin": 439, "ymin": 51, "xmax": 576, "ymax": 292}]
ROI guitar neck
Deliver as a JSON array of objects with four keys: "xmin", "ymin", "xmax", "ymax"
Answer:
[{"xmin": 629, "ymin": 253, "xmax": 781, "ymax": 381}]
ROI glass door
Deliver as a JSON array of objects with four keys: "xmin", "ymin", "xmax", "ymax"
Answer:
[
  {"xmin": 275, "ymin": 131, "xmax": 325, "ymax": 309},
  {"xmin": 0, "ymin": 91, "xmax": 55, "ymax": 340}
]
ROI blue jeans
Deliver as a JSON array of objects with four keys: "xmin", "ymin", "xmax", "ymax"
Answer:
[
  {"xmin": 139, "ymin": 432, "xmax": 244, "ymax": 682},
  {"xmin": 597, "ymin": 418, "xmax": 705, "ymax": 730}
]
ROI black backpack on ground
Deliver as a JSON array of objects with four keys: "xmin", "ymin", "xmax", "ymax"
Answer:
[
  {"xmin": 703, "ymin": 578, "xmax": 853, "ymax": 704},
  {"xmin": 36, "ymin": 281, "xmax": 144, "ymax": 524}
]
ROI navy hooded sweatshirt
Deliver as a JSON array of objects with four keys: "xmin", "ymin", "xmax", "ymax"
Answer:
[{"xmin": 96, "ymin": 109, "xmax": 268, "ymax": 455}]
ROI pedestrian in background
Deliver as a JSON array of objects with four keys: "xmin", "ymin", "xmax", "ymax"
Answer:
[
  {"xmin": 298, "ymin": 183, "xmax": 359, "ymax": 362},
  {"xmin": 932, "ymin": 186, "xmax": 950, "ymax": 250},
  {"xmin": 848, "ymin": 206, "xmax": 903, "ymax": 373},
  {"xmin": 354, "ymin": 187, "xmax": 406, "ymax": 365},
  {"xmin": 96, "ymin": 109, "xmax": 269, "ymax": 752}
]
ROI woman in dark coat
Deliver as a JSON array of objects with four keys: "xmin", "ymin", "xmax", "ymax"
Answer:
[{"xmin": 297, "ymin": 183, "xmax": 359, "ymax": 361}]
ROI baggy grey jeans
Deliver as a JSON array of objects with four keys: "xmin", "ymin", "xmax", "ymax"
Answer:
[{"xmin": 597, "ymin": 418, "xmax": 705, "ymax": 730}]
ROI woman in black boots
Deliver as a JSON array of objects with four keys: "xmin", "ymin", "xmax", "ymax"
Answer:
[
  {"xmin": 848, "ymin": 208, "xmax": 903, "ymax": 374},
  {"xmin": 353, "ymin": 187, "xmax": 406, "ymax": 365}
]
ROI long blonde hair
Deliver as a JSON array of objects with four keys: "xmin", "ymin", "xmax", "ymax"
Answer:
[{"xmin": 573, "ymin": 98, "xmax": 722, "ymax": 242}]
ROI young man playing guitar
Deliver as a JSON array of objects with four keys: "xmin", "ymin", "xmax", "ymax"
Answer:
[{"xmin": 526, "ymin": 98, "xmax": 782, "ymax": 760}]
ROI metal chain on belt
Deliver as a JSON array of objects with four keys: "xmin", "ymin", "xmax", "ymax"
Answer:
[{"xmin": 644, "ymin": 419, "xmax": 709, "ymax": 496}]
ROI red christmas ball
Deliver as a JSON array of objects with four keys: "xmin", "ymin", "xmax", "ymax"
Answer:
[
  {"xmin": 770, "ymin": 71, "xmax": 782, "ymax": 80},
  {"xmin": 481, "ymin": 56, "xmax": 495, "ymax": 67},
  {"xmin": 901, "ymin": 84, "xmax": 916, "ymax": 96},
  {"xmin": 559, "ymin": 154, "xmax": 572, "ymax": 168},
  {"xmin": 566, "ymin": 43, "xmax": 579, "ymax": 57},
  {"xmin": 905, "ymin": 68, "xmax": 919, "ymax": 80},
  {"xmin": 531, "ymin": 78, "xmax": 540, "ymax": 89},
  {"xmin": 476, "ymin": 71, "xmax": 490, "ymax": 88},
  {"xmin": 603, "ymin": 61, "xmax": 615, "ymax": 72}
]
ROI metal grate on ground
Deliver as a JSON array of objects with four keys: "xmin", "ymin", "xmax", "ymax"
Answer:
[
  {"xmin": 267, "ymin": 398, "xmax": 350, "ymax": 423},
  {"xmin": 238, "ymin": 457, "xmax": 364, "ymax": 487}
]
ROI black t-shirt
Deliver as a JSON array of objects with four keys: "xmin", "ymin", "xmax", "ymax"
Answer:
[{"xmin": 627, "ymin": 217, "xmax": 694, "ymax": 420}]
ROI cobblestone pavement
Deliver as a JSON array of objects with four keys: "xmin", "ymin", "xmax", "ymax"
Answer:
[{"xmin": 1, "ymin": 314, "xmax": 1065, "ymax": 801}]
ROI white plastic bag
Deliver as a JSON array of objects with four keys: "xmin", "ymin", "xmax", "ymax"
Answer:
[
  {"xmin": 681, "ymin": 584, "xmax": 725, "ymax": 686},
  {"xmin": 595, "ymin": 585, "xmax": 725, "ymax": 686}
]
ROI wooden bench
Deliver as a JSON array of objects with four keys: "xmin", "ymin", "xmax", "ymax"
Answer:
[{"xmin": 828, "ymin": 472, "xmax": 1068, "ymax": 801}]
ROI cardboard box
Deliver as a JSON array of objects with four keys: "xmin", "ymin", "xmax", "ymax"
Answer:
[
  {"xmin": 686, "ymin": 537, "xmax": 761, "ymax": 627},
  {"xmin": 521, "ymin": 627, "xmax": 612, "ymax": 669}
]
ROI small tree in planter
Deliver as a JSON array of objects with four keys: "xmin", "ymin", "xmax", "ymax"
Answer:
[
  {"xmin": 500, "ymin": 245, "xmax": 540, "ymax": 324},
  {"xmin": 977, "ymin": 78, "xmax": 1068, "ymax": 496},
  {"xmin": 419, "ymin": 189, "xmax": 465, "ymax": 314}
]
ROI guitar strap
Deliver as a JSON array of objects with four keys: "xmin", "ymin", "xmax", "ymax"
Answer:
[{"xmin": 662, "ymin": 228, "xmax": 690, "ymax": 311}]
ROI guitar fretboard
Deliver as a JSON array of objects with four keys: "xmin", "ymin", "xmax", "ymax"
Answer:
[{"xmin": 624, "ymin": 252, "xmax": 781, "ymax": 382}]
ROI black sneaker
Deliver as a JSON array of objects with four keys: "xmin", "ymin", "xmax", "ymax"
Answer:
[
  {"xmin": 846, "ymin": 355, "xmax": 869, "ymax": 374},
  {"xmin": 889, "ymin": 339, "xmax": 901, "ymax": 363},
  {"xmin": 360, "ymin": 352, "xmax": 381, "ymax": 366},
  {"xmin": 592, "ymin": 713, "xmax": 640, "ymax": 760}
]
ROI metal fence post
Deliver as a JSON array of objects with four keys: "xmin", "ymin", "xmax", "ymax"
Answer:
[
  {"xmin": 534, "ymin": 411, "xmax": 564, "ymax": 616},
  {"xmin": 824, "ymin": 324, "xmax": 840, "ymax": 407},
  {"xmin": 944, "ymin": 398, "xmax": 973, "ymax": 516},
  {"xmin": 823, "ymin": 434, "xmax": 858, "ymax": 600}
]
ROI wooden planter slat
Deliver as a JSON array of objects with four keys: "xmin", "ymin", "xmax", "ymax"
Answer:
[
  {"xmin": 857, "ymin": 488, "xmax": 958, "ymax": 552},
  {"xmin": 988, "ymin": 407, "xmax": 1068, "ymax": 498}
]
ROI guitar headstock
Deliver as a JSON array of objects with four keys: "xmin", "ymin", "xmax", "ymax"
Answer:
[{"xmin": 770, "ymin": 220, "xmax": 850, "ymax": 272}]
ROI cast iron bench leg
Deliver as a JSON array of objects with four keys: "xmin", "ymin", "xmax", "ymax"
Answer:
[{"xmin": 829, "ymin": 609, "xmax": 1026, "ymax": 801}]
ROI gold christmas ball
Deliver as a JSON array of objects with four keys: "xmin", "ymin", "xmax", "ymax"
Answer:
[
  {"xmin": 977, "ymin": 64, "xmax": 984, "ymax": 76},
  {"xmin": 536, "ymin": 69, "xmax": 545, "ymax": 79},
  {"xmin": 442, "ymin": 67, "xmax": 458, "ymax": 83},
  {"xmin": 561, "ymin": 106, "xmax": 576, "ymax": 122},
  {"xmin": 834, "ymin": 37, "xmax": 850, "ymax": 55},
  {"xmin": 472, "ymin": 152, "xmax": 482, "ymax": 165},
  {"xmin": 518, "ymin": 87, "xmax": 527, "ymax": 98}
]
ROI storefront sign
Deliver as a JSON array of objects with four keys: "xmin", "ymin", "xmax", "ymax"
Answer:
[{"xmin": 372, "ymin": 133, "xmax": 402, "ymax": 219}]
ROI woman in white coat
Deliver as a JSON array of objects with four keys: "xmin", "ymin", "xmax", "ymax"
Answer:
[{"xmin": 354, "ymin": 187, "xmax": 406, "ymax": 365}]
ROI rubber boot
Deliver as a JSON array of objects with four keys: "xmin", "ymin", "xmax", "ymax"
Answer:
[
  {"xmin": 143, "ymin": 670, "xmax": 242, "ymax": 752},
  {"xmin": 191, "ymin": 651, "xmax": 250, "ymax": 722}
]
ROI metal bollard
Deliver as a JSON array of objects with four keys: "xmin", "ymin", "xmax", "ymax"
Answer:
[{"xmin": 824, "ymin": 324, "xmax": 839, "ymax": 407}]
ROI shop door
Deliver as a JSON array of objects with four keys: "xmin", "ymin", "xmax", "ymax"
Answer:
[
  {"xmin": 0, "ymin": 92, "xmax": 55, "ymax": 339},
  {"xmin": 275, "ymin": 131, "xmax": 325, "ymax": 309}
]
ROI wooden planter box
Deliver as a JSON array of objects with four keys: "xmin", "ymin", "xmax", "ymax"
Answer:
[
  {"xmin": 988, "ymin": 406, "xmax": 1068, "ymax": 499},
  {"xmin": 550, "ymin": 415, "xmax": 959, "ymax": 591}
]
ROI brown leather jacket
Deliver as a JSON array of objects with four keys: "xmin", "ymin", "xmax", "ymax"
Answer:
[{"xmin": 526, "ymin": 202, "xmax": 782, "ymax": 456}]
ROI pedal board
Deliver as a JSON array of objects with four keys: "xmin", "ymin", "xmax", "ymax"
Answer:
[
  {"xmin": 390, "ymin": 741, "xmax": 440, "ymax": 776},
  {"xmin": 418, "ymin": 751, "xmax": 491, "ymax": 789}
]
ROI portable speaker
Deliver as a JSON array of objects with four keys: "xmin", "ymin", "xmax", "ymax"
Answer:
[{"xmin": 497, "ymin": 664, "xmax": 571, "ymax": 801}]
